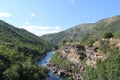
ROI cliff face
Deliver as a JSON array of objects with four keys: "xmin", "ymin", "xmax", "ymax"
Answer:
[
  {"xmin": 49, "ymin": 38, "xmax": 120, "ymax": 80},
  {"xmin": 61, "ymin": 38, "xmax": 120, "ymax": 68},
  {"xmin": 60, "ymin": 42, "xmax": 107, "ymax": 67},
  {"xmin": 85, "ymin": 47, "xmax": 107, "ymax": 67},
  {"xmin": 61, "ymin": 43, "xmax": 86, "ymax": 64}
]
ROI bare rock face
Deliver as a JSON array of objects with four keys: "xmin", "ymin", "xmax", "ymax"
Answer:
[
  {"xmin": 85, "ymin": 47, "xmax": 107, "ymax": 67},
  {"xmin": 60, "ymin": 42, "xmax": 107, "ymax": 67},
  {"xmin": 61, "ymin": 44, "xmax": 86, "ymax": 64},
  {"xmin": 50, "ymin": 38, "xmax": 120, "ymax": 80}
]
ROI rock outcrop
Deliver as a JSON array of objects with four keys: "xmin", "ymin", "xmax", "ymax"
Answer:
[
  {"xmin": 60, "ymin": 42, "xmax": 107, "ymax": 68},
  {"xmin": 49, "ymin": 38, "xmax": 120, "ymax": 80},
  {"xmin": 61, "ymin": 43, "xmax": 86, "ymax": 64},
  {"xmin": 60, "ymin": 38, "xmax": 120, "ymax": 68}
]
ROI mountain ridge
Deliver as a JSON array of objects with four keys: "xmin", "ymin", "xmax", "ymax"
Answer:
[{"xmin": 41, "ymin": 15, "xmax": 120, "ymax": 45}]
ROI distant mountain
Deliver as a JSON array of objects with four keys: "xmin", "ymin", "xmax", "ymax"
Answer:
[
  {"xmin": 41, "ymin": 15, "xmax": 120, "ymax": 45},
  {"xmin": 0, "ymin": 20, "xmax": 53, "ymax": 79}
]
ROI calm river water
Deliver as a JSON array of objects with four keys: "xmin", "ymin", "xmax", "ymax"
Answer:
[{"xmin": 38, "ymin": 51, "xmax": 62, "ymax": 80}]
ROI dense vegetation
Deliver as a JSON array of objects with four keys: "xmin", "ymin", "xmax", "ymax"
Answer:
[
  {"xmin": 0, "ymin": 20, "xmax": 53, "ymax": 55},
  {"xmin": 0, "ymin": 45, "xmax": 49, "ymax": 80},
  {"xmin": 42, "ymin": 15, "xmax": 120, "ymax": 45},
  {"xmin": 1, "ymin": 14, "xmax": 120, "ymax": 80},
  {"xmin": 50, "ymin": 50, "xmax": 76, "ymax": 70},
  {"xmin": 0, "ymin": 20, "xmax": 53, "ymax": 80},
  {"xmin": 83, "ymin": 47, "xmax": 120, "ymax": 80},
  {"xmin": 42, "ymin": 15, "xmax": 120, "ymax": 79},
  {"xmin": 50, "ymin": 31, "xmax": 120, "ymax": 80}
]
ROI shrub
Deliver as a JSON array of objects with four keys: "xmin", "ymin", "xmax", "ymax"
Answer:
[{"xmin": 104, "ymin": 32, "xmax": 113, "ymax": 39}]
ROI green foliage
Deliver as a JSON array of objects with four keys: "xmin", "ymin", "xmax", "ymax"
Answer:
[
  {"xmin": 59, "ymin": 40, "xmax": 67, "ymax": 48},
  {"xmin": 50, "ymin": 50, "xmax": 75, "ymax": 70},
  {"xmin": 103, "ymin": 32, "xmax": 113, "ymax": 39},
  {"xmin": 0, "ymin": 20, "xmax": 53, "ymax": 55},
  {"xmin": 0, "ymin": 43, "xmax": 49, "ymax": 80},
  {"xmin": 42, "ymin": 15, "xmax": 120, "ymax": 45},
  {"xmin": 3, "ymin": 64, "xmax": 19, "ymax": 80},
  {"xmin": 85, "ymin": 38, "xmax": 95, "ymax": 47},
  {"xmin": 114, "ymin": 28, "xmax": 120, "ymax": 39},
  {"xmin": 83, "ymin": 47, "xmax": 120, "ymax": 80},
  {"xmin": 0, "ymin": 20, "xmax": 53, "ymax": 80},
  {"xmin": 99, "ymin": 39, "xmax": 110, "ymax": 53},
  {"xmin": 83, "ymin": 66, "xmax": 98, "ymax": 80}
]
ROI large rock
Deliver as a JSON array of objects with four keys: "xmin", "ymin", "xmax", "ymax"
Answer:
[{"xmin": 57, "ymin": 71, "xmax": 65, "ymax": 77}]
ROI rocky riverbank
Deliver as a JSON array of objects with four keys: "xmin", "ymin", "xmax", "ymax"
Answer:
[
  {"xmin": 47, "ymin": 40, "xmax": 111, "ymax": 80},
  {"xmin": 47, "ymin": 61, "xmax": 83, "ymax": 80}
]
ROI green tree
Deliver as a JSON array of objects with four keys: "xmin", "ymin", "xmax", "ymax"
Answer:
[{"xmin": 104, "ymin": 32, "xmax": 113, "ymax": 39}]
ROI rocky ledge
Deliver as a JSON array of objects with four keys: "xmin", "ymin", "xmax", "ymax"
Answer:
[
  {"xmin": 48, "ymin": 38, "xmax": 120, "ymax": 80},
  {"xmin": 47, "ymin": 61, "xmax": 83, "ymax": 80}
]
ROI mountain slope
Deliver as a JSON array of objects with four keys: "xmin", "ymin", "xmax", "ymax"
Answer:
[
  {"xmin": 0, "ymin": 20, "xmax": 53, "ymax": 56},
  {"xmin": 0, "ymin": 20, "xmax": 53, "ymax": 80},
  {"xmin": 42, "ymin": 15, "xmax": 120, "ymax": 45}
]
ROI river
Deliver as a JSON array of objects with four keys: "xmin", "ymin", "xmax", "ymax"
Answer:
[{"xmin": 38, "ymin": 51, "xmax": 62, "ymax": 80}]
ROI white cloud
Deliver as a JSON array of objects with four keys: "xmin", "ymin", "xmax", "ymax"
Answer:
[
  {"xmin": 31, "ymin": 13, "xmax": 36, "ymax": 17},
  {"xmin": 0, "ymin": 12, "xmax": 11, "ymax": 17},
  {"xmin": 20, "ymin": 24, "xmax": 63, "ymax": 36}
]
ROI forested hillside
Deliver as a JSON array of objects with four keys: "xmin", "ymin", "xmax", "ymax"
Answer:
[
  {"xmin": 49, "ymin": 33, "xmax": 120, "ymax": 80},
  {"xmin": 0, "ymin": 20, "xmax": 53, "ymax": 80}
]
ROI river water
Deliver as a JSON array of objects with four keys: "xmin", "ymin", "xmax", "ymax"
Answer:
[{"xmin": 38, "ymin": 51, "xmax": 62, "ymax": 80}]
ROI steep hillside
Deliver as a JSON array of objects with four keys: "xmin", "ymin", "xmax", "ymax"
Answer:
[
  {"xmin": 49, "ymin": 37, "xmax": 120, "ymax": 80},
  {"xmin": 0, "ymin": 20, "xmax": 53, "ymax": 80},
  {"xmin": 0, "ymin": 20, "xmax": 53, "ymax": 57},
  {"xmin": 42, "ymin": 15, "xmax": 120, "ymax": 45}
]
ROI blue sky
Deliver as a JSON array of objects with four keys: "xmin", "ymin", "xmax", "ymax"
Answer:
[{"xmin": 0, "ymin": 0, "xmax": 120, "ymax": 36}]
